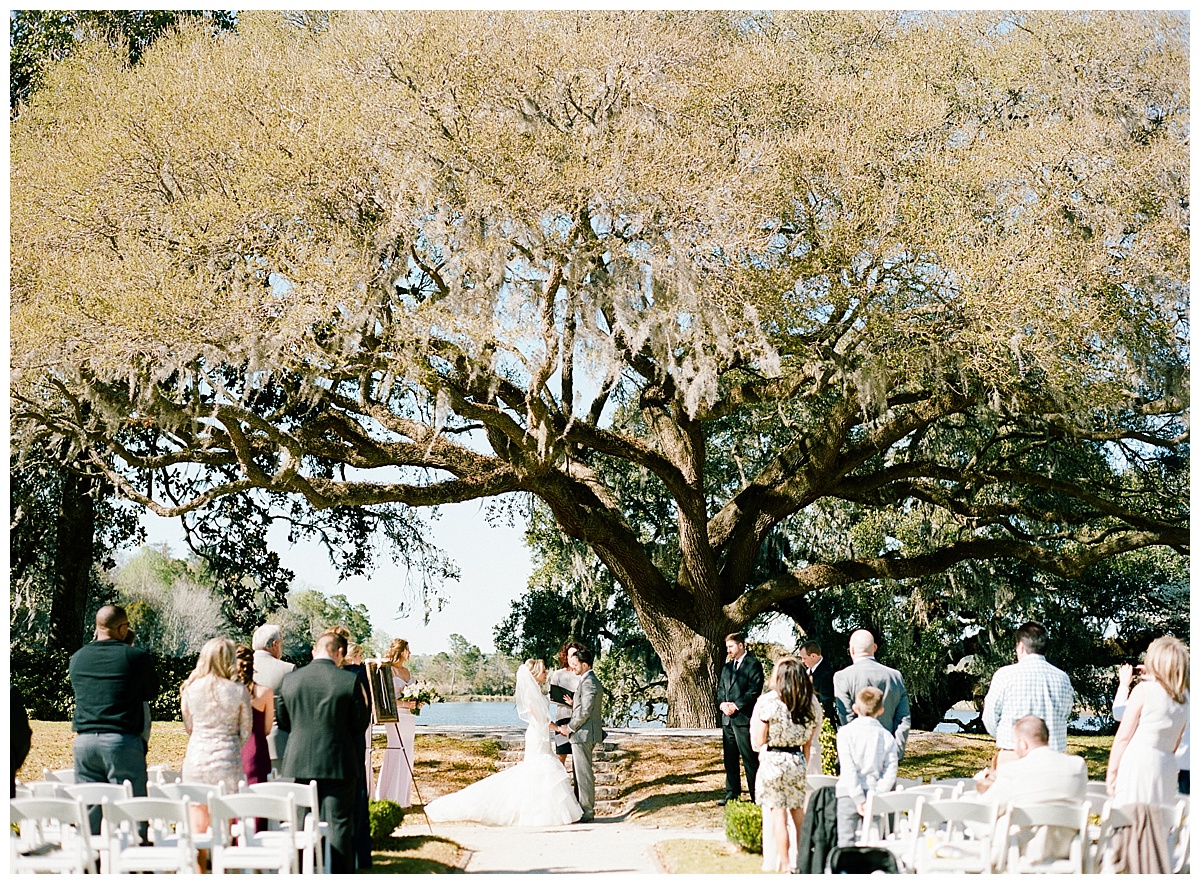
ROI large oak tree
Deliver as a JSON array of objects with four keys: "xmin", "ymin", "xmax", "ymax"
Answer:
[{"xmin": 12, "ymin": 11, "xmax": 1188, "ymax": 724}]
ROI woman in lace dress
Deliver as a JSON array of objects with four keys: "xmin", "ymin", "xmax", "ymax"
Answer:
[
  {"xmin": 425, "ymin": 659, "xmax": 582, "ymax": 826},
  {"xmin": 1108, "ymin": 635, "xmax": 1189, "ymax": 806},
  {"xmin": 751, "ymin": 656, "xmax": 822, "ymax": 874},
  {"xmin": 180, "ymin": 638, "xmax": 253, "ymax": 861},
  {"xmin": 374, "ymin": 638, "xmax": 418, "ymax": 806}
]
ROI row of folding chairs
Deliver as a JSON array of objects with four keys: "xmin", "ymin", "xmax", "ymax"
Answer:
[
  {"xmin": 852, "ymin": 788, "xmax": 1190, "ymax": 874},
  {"xmin": 11, "ymin": 779, "xmax": 331, "ymax": 874}
]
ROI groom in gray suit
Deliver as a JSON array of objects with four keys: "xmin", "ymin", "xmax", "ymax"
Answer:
[
  {"xmin": 554, "ymin": 646, "xmax": 605, "ymax": 822},
  {"xmin": 833, "ymin": 628, "xmax": 912, "ymax": 759}
]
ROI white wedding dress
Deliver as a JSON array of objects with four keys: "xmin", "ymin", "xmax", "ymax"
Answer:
[{"xmin": 424, "ymin": 665, "xmax": 583, "ymax": 827}]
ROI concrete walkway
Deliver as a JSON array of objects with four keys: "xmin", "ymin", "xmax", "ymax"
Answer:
[{"xmin": 423, "ymin": 818, "xmax": 726, "ymax": 874}]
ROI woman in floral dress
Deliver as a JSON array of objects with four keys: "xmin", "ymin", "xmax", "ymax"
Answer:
[{"xmin": 751, "ymin": 656, "xmax": 822, "ymax": 874}]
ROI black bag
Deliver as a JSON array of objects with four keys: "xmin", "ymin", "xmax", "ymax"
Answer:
[{"xmin": 825, "ymin": 845, "xmax": 900, "ymax": 874}]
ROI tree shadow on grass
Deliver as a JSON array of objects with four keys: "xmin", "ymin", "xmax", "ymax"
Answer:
[
  {"xmin": 629, "ymin": 788, "xmax": 726, "ymax": 815},
  {"xmin": 367, "ymin": 835, "xmax": 466, "ymax": 874}
]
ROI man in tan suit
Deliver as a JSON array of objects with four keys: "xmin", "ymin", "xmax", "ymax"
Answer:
[{"xmin": 977, "ymin": 715, "xmax": 1088, "ymax": 867}]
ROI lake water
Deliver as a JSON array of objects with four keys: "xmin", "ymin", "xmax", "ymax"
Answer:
[{"xmin": 413, "ymin": 700, "xmax": 665, "ymax": 728}]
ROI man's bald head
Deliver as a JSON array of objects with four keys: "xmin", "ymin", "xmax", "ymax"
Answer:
[
  {"xmin": 96, "ymin": 604, "xmax": 128, "ymax": 630},
  {"xmin": 95, "ymin": 604, "xmax": 131, "ymax": 641},
  {"xmin": 1013, "ymin": 715, "xmax": 1050, "ymax": 757},
  {"xmin": 848, "ymin": 629, "xmax": 877, "ymax": 658}
]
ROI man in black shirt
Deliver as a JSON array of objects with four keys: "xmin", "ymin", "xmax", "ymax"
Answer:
[{"xmin": 69, "ymin": 605, "xmax": 158, "ymax": 813}]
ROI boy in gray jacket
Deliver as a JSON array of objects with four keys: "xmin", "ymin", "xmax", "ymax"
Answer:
[{"xmin": 835, "ymin": 686, "xmax": 899, "ymax": 846}]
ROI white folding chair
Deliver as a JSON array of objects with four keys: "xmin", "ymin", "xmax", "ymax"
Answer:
[
  {"xmin": 903, "ymin": 783, "xmax": 959, "ymax": 801},
  {"xmin": 247, "ymin": 779, "xmax": 331, "ymax": 874},
  {"xmin": 154, "ymin": 781, "xmax": 226, "ymax": 853},
  {"xmin": 26, "ymin": 780, "xmax": 68, "ymax": 798},
  {"xmin": 1085, "ymin": 781, "xmax": 1110, "ymax": 802},
  {"xmin": 148, "ymin": 765, "xmax": 183, "ymax": 785},
  {"xmin": 62, "ymin": 780, "xmax": 134, "ymax": 872},
  {"xmin": 805, "ymin": 773, "xmax": 838, "ymax": 792},
  {"xmin": 209, "ymin": 793, "xmax": 299, "ymax": 874},
  {"xmin": 102, "ymin": 797, "xmax": 198, "ymax": 874},
  {"xmin": 1000, "ymin": 800, "xmax": 1091, "ymax": 874},
  {"xmin": 1160, "ymin": 798, "xmax": 1189, "ymax": 874},
  {"xmin": 42, "ymin": 767, "xmax": 77, "ymax": 784},
  {"xmin": 910, "ymin": 797, "xmax": 999, "ymax": 874},
  {"xmin": 10, "ymin": 796, "xmax": 98, "ymax": 874},
  {"xmin": 1092, "ymin": 800, "xmax": 1131, "ymax": 874},
  {"xmin": 860, "ymin": 789, "xmax": 924, "ymax": 868},
  {"xmin": 894, "ymin": 776, "xmax": 923, "ymax": 790}
]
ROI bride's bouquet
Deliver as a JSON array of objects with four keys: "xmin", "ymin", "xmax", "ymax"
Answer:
[{"xmin": 400, "ymin": 682, "xmax": 442, "ymax": 715}]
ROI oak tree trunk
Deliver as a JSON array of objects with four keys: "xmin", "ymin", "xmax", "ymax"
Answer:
[
  {"xmin": 638, "ymin": 604, "xmax": 730, "ymax": 728},
  {"xmin": 49, "ymin": 465, "xmax": 96, "ymax": 653}
]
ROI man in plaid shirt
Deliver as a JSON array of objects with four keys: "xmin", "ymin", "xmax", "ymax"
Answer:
[{"xmin": 982, "ymin": 622, "xmax": 1074, "ymax": 766}]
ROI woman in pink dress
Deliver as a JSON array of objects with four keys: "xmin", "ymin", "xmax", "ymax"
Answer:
[
  {"xmin": 234, "ymin": 644, "xmax": 274, "ymax": 786},
  {"xmin": 374, "ymin": 638, "xmax": 418, "ymax": 806}
]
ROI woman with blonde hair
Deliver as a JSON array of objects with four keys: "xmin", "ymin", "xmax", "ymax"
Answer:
[
  {"xmin": 751, "ymin": 655, "xmax": 822, "ymax": 873},
  {"xmin": 180, "ymin": 637, "xmax": 252, "ymax": 866},
  {"xmin": 374, "ymin": 638, "xmax": 418, "ymax": 806},
  {"xmin": 1108, "ymin": 635, "xmax": 1189, "ymax": 806},
  {"xmin": 425, "ymin": 659, "xmax": 582, "ymax": 826}
]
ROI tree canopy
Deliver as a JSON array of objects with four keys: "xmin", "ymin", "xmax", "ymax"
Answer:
[{"xmin": 11, "ymin": 10, "xmax": 1188, "ymax": 725}]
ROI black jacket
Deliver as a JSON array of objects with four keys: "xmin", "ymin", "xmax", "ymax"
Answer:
[
  {"xmin": 277, "ymin": 659, "xmax": 371, "ymax": 782},
  {"xmin": 808, "ymin": 657, "xmax": 837, "ymax": 726},
  {"xmin": 796, "ymin": 785, "xmax": 838, "ymax": 873},
  {"xmin": 717, "ymin": 653, "xmax": 764, "ymax": 727}
]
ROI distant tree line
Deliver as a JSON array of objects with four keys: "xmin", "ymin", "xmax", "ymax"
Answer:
[{"xmin": 407, "ymin": 634, "xmax": 521, "ymax": 698}]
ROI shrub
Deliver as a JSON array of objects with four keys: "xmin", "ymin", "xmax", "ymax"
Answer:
[
  {"xmin": 724, "ymin": 798, "xmax": 762, "ymax": 854},
  {"xmin": 369, "ymin": 799, "xmax": 406, "ymax": 847},
  {"xmin": 820, "ymin": 717, "xmax": 839, "ymax": 776}
]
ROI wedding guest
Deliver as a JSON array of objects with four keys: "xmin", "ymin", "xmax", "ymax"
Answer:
[
  {"xmin": 717, "ymin": 632, "xmax": 764, "ymax": 805},
  {"xmin": 374, "ymin": 638, "xmax": 417, "ymax": 807},
  {"xmin": 834, "ymin": 686, "xmax": 898, "ymax": 847},
  {"xmin": 277, "ymin": 631, "xmax": 370, "ymax": 874},
  {"xmin": 751, "ymin": 656, "xmax": 821, "ymax": 873},
  {"xmin": 549, "ymin": 641, "xmax": 586, "ymax": 768},
  {"xmin": 11, "ymin": 685, "xmax": 32, "ymax": 797},
  {"xmin": 982, "ymin": 621, "xmax": 1073, "ymax": 764},
  {"xmin": 181, "ymin": 637, "xmax": 253, "ymax": 866},
  {"xmin": 833, "ymin": 629, "xmax": 911, "ymax": 759},
  {"xmin": 976, "ymin": 715, "xmax": 1087, "ymax": 867},
  {"xmin": 251, "ymin": 623, "xmax": 295, "ymax": 770},
  {"xmin": 1108, "ymin": 635, "xmax": 1189, "ymax": 806},
  {"xmin": 70, "ymin": 604, "xmax": 158, "ymax": 828},
  {"xmin": 233, "ymin": 644, "xmax": 273, "ymax": 786},
  {"xmin": 329, "ymin": 629, "xmax": 373, "ymax": 871},
  {"xmin": 1114, "ymin": 657, "xmax": 1190, "ymax": 795}
]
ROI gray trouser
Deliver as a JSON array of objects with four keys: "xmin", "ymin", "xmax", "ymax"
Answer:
[
  {"xmin": 836, "ymin": 795, "xmax": 864, "ymax": 846},
  {"xmin": 570, "ymin": 741, "xmax": 596, "ymax": 814},
  {"xmin": 74, "ymin": 732, "xmax": 148, "ymax": 833}
]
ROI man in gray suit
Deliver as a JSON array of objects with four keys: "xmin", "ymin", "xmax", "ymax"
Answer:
[
  {"xmin": 554, "ymin": 646, "xmax": 605, "ymax": 822},
  {"xmin": 252, "ymin": 623, "xmax": 296, "ymax": 769},
  {"xmin": 833, "ymin": 628, "xmax": 912, "ymax": 759}
]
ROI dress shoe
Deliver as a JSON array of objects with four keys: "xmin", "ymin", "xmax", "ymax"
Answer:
[
  {"xmin": 717, "ymin": 794, "xmax": 737, "ymax": 806},
  {"xmin": 578, "ymin": 812, "xmax": 595, "ymax": 823}
]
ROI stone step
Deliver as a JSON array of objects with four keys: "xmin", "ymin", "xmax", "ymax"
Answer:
[{"xmin": 595, "ymin": 785, "xmax": 620, "ymax": 800}]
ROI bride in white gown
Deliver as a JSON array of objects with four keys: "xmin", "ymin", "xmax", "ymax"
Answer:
[{"xmin": 425, "ymin": 659, "xmax": 583, "ymax": 826}]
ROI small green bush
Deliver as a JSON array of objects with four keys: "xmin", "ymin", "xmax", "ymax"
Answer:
[
  {"xmin": 369, "ymin": 799, "xmax": 407, "ymax": 847},
  {"xmin": 724, "ymin": 798, "xmax": 762, "ymax": 854},
  {"xmin": 820, "ymin": 716, "xmax": 839, "ymax": 776}
]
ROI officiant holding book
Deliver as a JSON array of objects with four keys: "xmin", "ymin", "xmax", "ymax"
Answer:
[{"xmin": 549, "ymin": 641, "xmax": 585, "ymax": 768}]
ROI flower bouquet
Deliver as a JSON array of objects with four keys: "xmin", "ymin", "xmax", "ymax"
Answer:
[{"xmin": 399, "ymin": 682, "xmax": 442, "ymax": 715}]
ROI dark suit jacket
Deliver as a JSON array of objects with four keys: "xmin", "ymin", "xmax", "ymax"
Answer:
[
  {"xmin": 808, "ymin": 657, "xmax": 837, "ymax": 725},
  {"xmin": 276, "ymin": 658, "xmax": 370, "ymax": 782},
  {"xmin": 717, "ymin": 653, "xmax": 764, "ymax": 727}
]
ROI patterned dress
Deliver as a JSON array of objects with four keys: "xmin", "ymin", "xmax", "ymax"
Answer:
[
  {"xmin": 181, "ymin": 675, "xmax": 253, "ymax": 791},
  {"xmin": 753, "ymin": 690, "xmax": 820, "ymax": 810}
]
